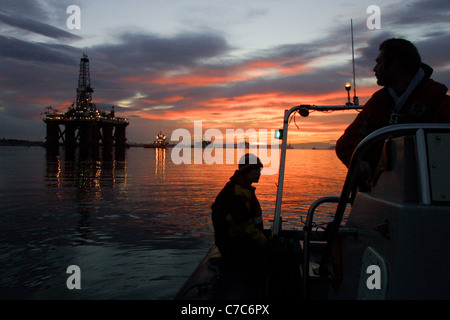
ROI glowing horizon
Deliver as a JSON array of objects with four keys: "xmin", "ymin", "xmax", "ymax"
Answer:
[{"xmin": 0, "ymin": 1, "xmax": 448, "ymax": 144}]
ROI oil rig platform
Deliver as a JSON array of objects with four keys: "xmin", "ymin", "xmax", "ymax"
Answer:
[{"xmin": 43, "ymin": 54, "xmax": 129, "ymax": 157}]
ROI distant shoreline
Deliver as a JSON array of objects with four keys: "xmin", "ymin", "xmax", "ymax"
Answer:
[
  {"xmin": 0, "ymin": 139, "xmax": 336, "ymax": 150},
  {"xmin": 0, "ymin": 139, "xmax": 44, "ymax": 146}
]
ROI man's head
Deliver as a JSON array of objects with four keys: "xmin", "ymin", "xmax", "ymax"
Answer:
[
  {"xmin": 239, "ymin": 153, "xmax": 263, "ymax": 184},
  {"xmin": 373, "ymin": 38, "xmax": 422, "ymax": 87}
]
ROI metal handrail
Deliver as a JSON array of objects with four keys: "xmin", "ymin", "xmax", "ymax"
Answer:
[
  {"xmin": 302, "ymin": 196, "xmax": 340, "ymax": 299},
  {"xmin": 272, "ymin": 104, "xmax": 362, "ymax": 236},
  {"xmin": 272, "ymin": 105, "xmax": 449, "ymax": 296},
  {"xmin": 320, "ymin": 123, "xmax": 450, "ymax": 278}
]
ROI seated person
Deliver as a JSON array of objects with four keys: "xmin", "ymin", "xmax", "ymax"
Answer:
[{"xmin": 211, "ymin": 153, "xmax": 270, "ymax": 265}]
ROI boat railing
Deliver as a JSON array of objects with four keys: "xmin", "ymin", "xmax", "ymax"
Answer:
[
  {"xmin": 313, "ymin": 123, "xmax": 450, "ymax": 289},
  {"xmin": 302, "ymin": 196, "xmax": 337, "ymax": 297},
  {"xmin": 302, "ymin": 196, "xmax": 338, "ymax": 298},
  {"xmin": 273, "ymin": 104, "xmax": 362, "ymax": 237},
  {"xmin": 273, "ymin": 104, "xmax": 449, "ymax": 297},
  {"xmin": 302, "ymin": 196, "xmax": 357, "ymax": 298}
]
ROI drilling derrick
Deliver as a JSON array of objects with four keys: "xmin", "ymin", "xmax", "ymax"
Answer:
[
  {"xmin": 43, "ymin": 54, "xmax": 129, "ymax": 159},
  {"xmin": 76, "ymin": 54, "xmax": 94, "ymax": 112}
]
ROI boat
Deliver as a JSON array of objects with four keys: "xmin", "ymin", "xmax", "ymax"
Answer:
[
  {"xmin": 175, "ymin": 104, "xmax": 450, "ymax": 300},
  {"xmin": 144, "ymin": 131, "xmax": 169, "ymax": 148},
  {"xmin": 191, "ymin": 140, "xmax": 212, "ymax": 148},
  {"xmin": 176, "ymin": 23, "xmax": 449, "ymax": 300}
]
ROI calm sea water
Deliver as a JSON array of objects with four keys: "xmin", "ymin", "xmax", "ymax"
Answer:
[{"xmin": 0, "ymin": 146, "xmax": 347, "ymax": 299}]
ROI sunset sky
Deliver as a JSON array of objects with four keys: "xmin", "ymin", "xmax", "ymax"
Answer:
[{"xmin": 0, "ymin": 0, "xmax": 449, "ymax": 146}]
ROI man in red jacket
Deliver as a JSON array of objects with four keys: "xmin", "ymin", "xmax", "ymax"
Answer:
[{"xmin": 336, "ymin": 38, "xmax": 449, "ymax": 181}]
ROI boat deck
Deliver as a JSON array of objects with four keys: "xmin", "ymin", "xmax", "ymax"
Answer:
[{"xmin": 175, "ymin": 229, "xmax": 332, "ymax": 300}]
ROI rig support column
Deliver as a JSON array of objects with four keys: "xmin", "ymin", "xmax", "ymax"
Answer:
[
  {"xmin": 45, "ymin": 122, "xmax": 60, "ymax": 151},
  {"xmin": 102, "ymin": 124, "xmax": 114, "ymax": 151},
  {"xmin": 65, "ymin": 123, "xmax": 77, "ymax": 149},
  {"xmin": 114, "ymin": 123, "xmax": 127, "ymax": 150}
]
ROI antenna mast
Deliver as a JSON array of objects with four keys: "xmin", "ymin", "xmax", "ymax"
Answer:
[{"xmin": 351, "ymin": 19, "xmax": 359, "ymax": 105}]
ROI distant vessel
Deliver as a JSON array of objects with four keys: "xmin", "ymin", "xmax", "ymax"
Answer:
[
  {"xmin": 191, "ymin": 140, "xmax": 212, "ymax": 148},
  {"xmin": 144, "ymin": 131, "xmax": 169, "ymax": 148}
]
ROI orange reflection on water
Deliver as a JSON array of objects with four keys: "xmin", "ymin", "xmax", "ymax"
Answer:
[
  {"xmin": 45, "ymin": 150, "xmax": 128, "ymax": 203},
  {"xmin": 261, "ymin": 149, "xmax": 348, "ymax": 228},
  {"xmin": 160, "ymin": 148, "xmax": 348, "ymax": 232},
  {"xmin": 154, "ymin": 148, "xmax": 166, "ymax": 180}
]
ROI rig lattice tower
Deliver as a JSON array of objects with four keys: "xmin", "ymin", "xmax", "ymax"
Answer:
[
  {"xmin": 43, "ymin": 54, "xmax": 129, "ymax": 157},
  {"xmin": 76, "ymin": 54, "xmax": 94, "ymax": 111}
]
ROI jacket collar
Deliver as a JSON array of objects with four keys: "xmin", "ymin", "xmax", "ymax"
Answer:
[
  {"xmin": 229, "ymin": 170, "xmax": 254, "ymax": 190},
  {"xmin": 421, "ymin": 63, "xmax": 433, "ymax": 80}
]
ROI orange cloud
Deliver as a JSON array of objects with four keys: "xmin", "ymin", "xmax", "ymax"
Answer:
[
  {"xmin": 129, "ymin": 86, "xmax": 369, "ymax": 144},
  {"xmin": 118, "ymin": 55, "xmax": 381, "ymax": 145},
  {"xmin": 120, "ymin": 57, "xmax": 312, "ymax": 89},
  {"xmin": 142, "ymin": 95, "xmax": 185, "ymax": 105}
]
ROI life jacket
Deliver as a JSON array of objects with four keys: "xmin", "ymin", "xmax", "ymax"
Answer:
[
  {"xmin": 211, "ymin": 170, "xmax": 267, "ymax": 258},
  {"xmin": 336, "ymin": 63, "xmax": 450, "ymax": 168}
]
